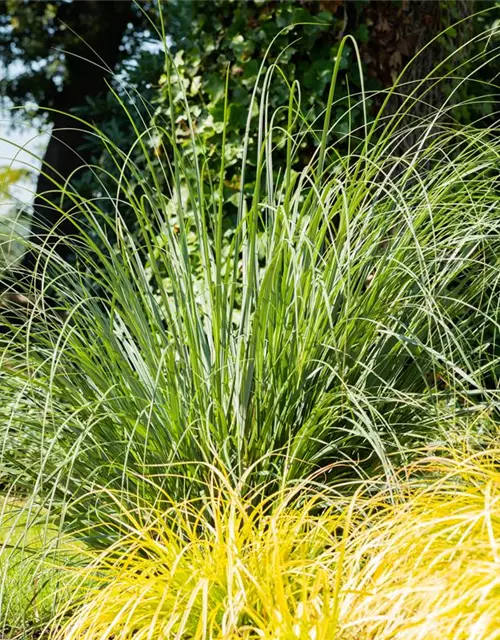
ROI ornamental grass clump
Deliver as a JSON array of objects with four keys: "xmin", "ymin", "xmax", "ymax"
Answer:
[
  {"xmin": 52, "ymin": 470, "xmax": 348, "ymax": 640},
  {"xmin": 3, "ymin": 30, "xmax": 500, "ymax": 541},
  {"xmin": 51, "ymin": 440, "xmax": 500, "ymax": 640},
  {"xmin": 340, "ymin": 445, "xmax": 500, "ymax": 639}
]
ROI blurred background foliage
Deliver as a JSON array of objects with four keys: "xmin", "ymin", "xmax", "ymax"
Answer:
[{"xmin": 1, "ymin": 0, "xmax": 500, "ymax": 282}]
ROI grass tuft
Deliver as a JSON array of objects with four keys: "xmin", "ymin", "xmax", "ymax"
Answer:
[
  {"xmin": 50, "ymin": 438, "xmax": 500, "ymax": 639},
  {"xmin": 4, "ymin": 44, "xmax": 500, "ymax": 536}
]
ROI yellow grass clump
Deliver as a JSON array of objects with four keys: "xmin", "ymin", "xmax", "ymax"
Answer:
[{"xmin": 53, "ymin": 445, "xmax": 500, "ymax": 640}]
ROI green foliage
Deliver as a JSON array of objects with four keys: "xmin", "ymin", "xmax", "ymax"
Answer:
[
  {"xmin": 2, "ymin": 0, "xmax": 496, "ymax": 271},
  {"xmin": 0, "ymin": 0, "xmax": 147, "ymax": 112},
  {"xmin": 2, "ymin": 31, "xmax": 500, "ymax": 552},
  {"xmin": 155, "ymin": 1, "xmax": 372, "ymax": 215},
  {"xmin": 0, "ymin": 497, "xmax": 79, "ymax": 637},
  {"xmin": 2, "ymin": 6, "xmax": 500, "ymax": 637},
  {"xmin": 142, "ymin": 1, "xmax": 500, "ymax": 294}
]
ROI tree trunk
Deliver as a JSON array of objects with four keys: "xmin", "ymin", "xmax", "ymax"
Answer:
[
  {"xmin": 360, "ymin": 1, "xmax": 438, "ymax": 88},
  {"xmin": 21, "ymin": 0, "xmax": 134, "ymax": 290},
  {"xmin": 359, "ymin": 0, "xmax": 475, "ymax": 150},
  {"xmin": 22, "ymin": 111, "xmax": 93, "ymax": 273}
]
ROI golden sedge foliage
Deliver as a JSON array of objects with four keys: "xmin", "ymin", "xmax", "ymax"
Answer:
[{"xmin": 54, "ymin": 448, "xmax": 500, "ymax": 640}]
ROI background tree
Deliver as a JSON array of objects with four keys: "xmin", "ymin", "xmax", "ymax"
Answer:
[
  {"xmin": 144, "ymin": 0, "xmax": 494, "ymax": 294},
  {"xmin": 0, "ymin": 0, "xmax": 497, "ymax": 292},
  {"xmin": 156, "ymin": 0, "xmax": 488, "ymax": 213},
  {"xmin": 0, "ymin": 0, "xmax": 145, "ymax": 281}
]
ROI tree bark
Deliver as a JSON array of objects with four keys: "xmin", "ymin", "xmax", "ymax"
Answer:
[{"xmin": 359, "ymin": 0, "xmax": 475, "ymax": 151}]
